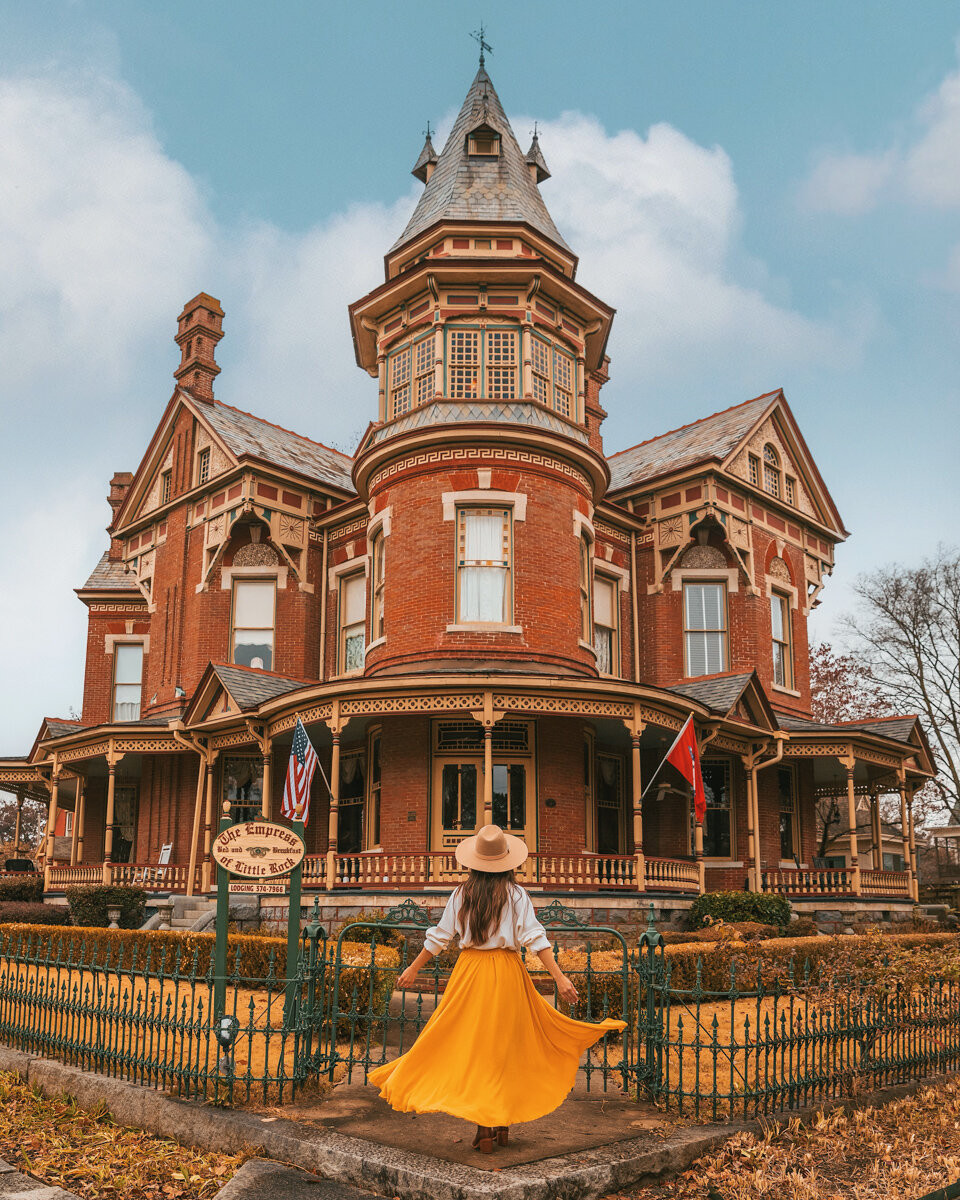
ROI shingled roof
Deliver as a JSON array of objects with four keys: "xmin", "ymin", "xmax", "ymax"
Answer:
[
  {"xmin": 210, "ymin": 663, "xmax": 311, "ymax": 712},
  {"xmin": 391, "ymin": 66, "xmax": 570, "ymax": 254},
  {"xmin": 667, "ymin": 673, "xmax": 757, "ymax": 714},
  {"xmin": 80, "ymin": 552, "xmax": 141, "ymax": 593},
  {"xmin": 608, "ymin": 391, "xmax": 779, "ymax": 492},
  {"xmin": 200, "ymin": 399, "xmax": 355, "ymax": 494},
  {"xmin": 777, "ymin": 713, "xmax": 921, "ymax": 745}
]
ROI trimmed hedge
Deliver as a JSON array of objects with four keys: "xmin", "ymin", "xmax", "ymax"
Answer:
[
  {"xmin": 65, "ymin": 885, "xmax": 146, "ymax": 930},
  {"xmin": 0, "ymin": 903, "xmax": 70, "ymax": 926},
  {"xmin": 661, "ymin": 930, "xmax": 960, "ymax": 992},
  {"xmin": 688, "ymin": 890, "xmax": 792, "ymax": 931},
  {"xmin": 0, "ymin": 875, "xmax": 43, "ymax": 903}
]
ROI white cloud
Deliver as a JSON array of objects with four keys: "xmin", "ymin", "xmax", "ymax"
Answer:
[
  {"xmin": 0, "ymin": 67, "xmax": 863, "ymax": 752},
  {"xmin": 800, "ymin": 46, "xmax": 960, "ymax": 215}
]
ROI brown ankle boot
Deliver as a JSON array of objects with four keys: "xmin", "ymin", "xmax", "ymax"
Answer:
[
  {"xmin": 494, "ymin": 1126, "xmax": 509, "ymax": 1146},
  {"xmin": 472, "ymin": 1125, "xmax": 494, "ymax": 1154}
]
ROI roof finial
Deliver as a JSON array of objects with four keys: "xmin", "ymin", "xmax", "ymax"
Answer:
[
  {"xmin": 531, "ymin": 121, "xmax": 539, "ymax": 139},
  {"xmin": 470, "ymin": 23, "xmax": 493, "ymax": 68},
  {"xmin": 423, "ymin": 120, "xmax": 433, "ymax": 140}
]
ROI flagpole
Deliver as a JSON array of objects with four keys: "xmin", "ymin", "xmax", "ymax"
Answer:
[{"xmin": 284, "ymin": 808, "xmax": 305, "ymax": 1023}]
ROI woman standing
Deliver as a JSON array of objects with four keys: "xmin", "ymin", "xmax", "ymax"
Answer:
[{"xmin": 368, "ymin": 825, "xmax": 627, "ymax": 1153}]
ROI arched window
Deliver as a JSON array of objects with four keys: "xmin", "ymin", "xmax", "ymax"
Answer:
[{"xmin": 762, "ymin": 444, "xmax": 781, "ymax": 498}]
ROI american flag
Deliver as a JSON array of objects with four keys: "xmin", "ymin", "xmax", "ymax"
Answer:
[{"xmin": 281, "ymin": 719, "xmax": 318, "ymax": 824}]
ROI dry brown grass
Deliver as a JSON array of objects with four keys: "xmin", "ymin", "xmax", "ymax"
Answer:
[
  {"xmin": 0, "ymin": 1071, "xmax": 243, "ymax": 1198},
  {"xmin": 607, "ymin": 1076, "xmax": 960, "ymax": 1198}
]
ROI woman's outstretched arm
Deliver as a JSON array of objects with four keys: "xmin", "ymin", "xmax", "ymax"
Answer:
[
  {"xmin": 535, "ymin": 946, "xmax": 579, "ymax": 1005},
  {"xmin": 397, "ymin": 946, "xmax": 434, "ymax": 990}
]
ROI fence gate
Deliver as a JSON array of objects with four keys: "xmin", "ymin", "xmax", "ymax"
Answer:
[{"xmin": 326, "ymin": 898, "xmax": 634, "ymax": 1093}]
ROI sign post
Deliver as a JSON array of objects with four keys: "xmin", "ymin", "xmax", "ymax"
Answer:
[{"xmin": 213, "ymin": 802, "xmax": 233, "ymax": 1021}]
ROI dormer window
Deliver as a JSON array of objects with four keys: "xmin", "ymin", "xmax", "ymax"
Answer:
[
  {"xmin": 468, "ymin": 127, "xmax": 500, "ymax": 157},
  {"xmin": 762, "ymin": 444, "xmax": 782, "ymax": 498}
]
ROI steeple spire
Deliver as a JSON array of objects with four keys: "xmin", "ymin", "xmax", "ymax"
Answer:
[
  {"xmin": 411, "ymin": 122, "xmax": 439, "ymax": 183},
  {"xmin": 392, "ymin": 64, "xmax": 570, "ymax": 255}
]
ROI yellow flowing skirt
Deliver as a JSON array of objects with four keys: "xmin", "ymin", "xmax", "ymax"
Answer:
[{"xmin": 367, "ymin": 948, "xmax": 627, "ymax": 1127}]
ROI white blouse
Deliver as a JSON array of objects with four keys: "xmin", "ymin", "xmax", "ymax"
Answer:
[{"xmin": 424, "ymin": 884, "xmax": 552, "ymax": 956}]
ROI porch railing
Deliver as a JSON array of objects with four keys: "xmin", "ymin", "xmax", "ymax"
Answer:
[
  {"xmin": 861, "ymin": 868, "xmax": 912, "ymax": 897},
  {"xmin": 300, "ymin": 851, "xmax": 701, "ymax": 893},
  {"xmin": 46, "ymin": 862, "xmax": 201, "ymax": 893},
  {"xmin": 46, "ymin": 865, "xmax": 104, "ymax": 888},
  {"xmin": 760, "ymin": 866, "xmax": 855, "ymax": 897}
]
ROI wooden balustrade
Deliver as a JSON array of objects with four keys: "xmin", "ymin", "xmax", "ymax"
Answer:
[
  {"xmin": 644, "ymin": 856, "xmax": 701, "ymax": 892},
  {"xmin": 860, "ymin": 868, "xmax": 912, "ymax": 897},
  {"xmin": 760, "ymin": 867, "xmax": 854, "ymax": 897},
  {"xmin": 536, "ymin": 853, "xmax": 637, "ymax": 889},
  {"xmin": 46, "ymin": 865, "xmax": 102, "ymax": 888}
]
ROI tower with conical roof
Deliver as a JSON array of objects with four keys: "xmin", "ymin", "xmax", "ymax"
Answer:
[{"xmin": 349, "ymin": 62, "xmax": 616, "ymax": 682}]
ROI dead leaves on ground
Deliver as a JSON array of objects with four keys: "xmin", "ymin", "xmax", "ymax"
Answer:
[
  {"xmin": 606, "ymin": 1077, "xmax": 960, "ymax": 1199},
  {"xmin": 0, "ymin": 1072, "xmax": 243, "ymax": 1198}
]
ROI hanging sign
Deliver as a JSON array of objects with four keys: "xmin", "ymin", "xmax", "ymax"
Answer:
[{"xmin": 212, "ymin": 820, "xmax": 305, "ymax": 879}]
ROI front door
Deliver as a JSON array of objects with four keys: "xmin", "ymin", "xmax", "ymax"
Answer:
[
  {"xmin": 596, "ymin": 754, "xmax": 625, "ymax": 855},
  {"xmin": 435, "ymin": 759, "xmax": 532, "ymax": 847}
]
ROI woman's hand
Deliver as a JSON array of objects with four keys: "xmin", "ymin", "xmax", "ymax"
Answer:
[
  {"xmin": 556, "ymin": 973, "xmax": 579, "ymax": 1005},
  {"xmin": 396, "ymin": 965, "xmax": 420, "ymax": 990}
]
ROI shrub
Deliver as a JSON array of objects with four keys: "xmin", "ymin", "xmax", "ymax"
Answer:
[
  {"xmin": 329, "ymin": 907, "xmax": 411, "ymax": 951},
  {"xmin": 789, "ymin": 916, "xmax": 819, "ymax": 938},
  {"xmin": 527, "ymin": 947, "xmax": 635, "ymax": 1026},
  {"xmin": 688, "ymin": 891, "xmax": 792, "ymax": 931},
  {"xmin": 0, "ymin": 875, "xmax": 43, "ymax": 903},
  {"xmin": 0, "ymin": 903, "xmax": 70, "ymax": 926},
  {"xmin": 65, "ymin": 885, "xmax": 146, "ymax": 930}
]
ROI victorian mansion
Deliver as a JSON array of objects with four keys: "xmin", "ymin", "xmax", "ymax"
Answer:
[{"xmin": 2, "ymin": 66, "xmax": 934, "ymax": 922}]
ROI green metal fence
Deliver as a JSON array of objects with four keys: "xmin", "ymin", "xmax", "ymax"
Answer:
[{"xmin": 2, "ymin": 902, "xmax": 960, "ymax": 1120}]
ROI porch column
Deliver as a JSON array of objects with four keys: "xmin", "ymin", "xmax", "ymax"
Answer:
[
  {"xmin": 631, "ymin": 729, "xmax": 645, "ymax": 892},
  {"xmin": 869, "ymin": 787, "xmax": 882, "ymax": 871},
  {"xmin": 103, "ymin": 754, "xmax": 118, "ymax": 886},
  {"xmin": 76, "ymin": 780, "xmax": 86, "ymax": 864},
  {"xmin": 261, "ymin": 739, "xmax": 273, "ymax": 820},
  {"xmin": 43, "ymin": 771, "xmax": 61, "ymax": 891},
  {"xmin": 843, "ymin": 754, "xmax": 861, "ymax": 895},
  {"xmin": 70, "ymin": 778, "xmax": 84, "ymax": 866},
  {"xmin": 898, "ymin": 772, "xmax": 912, "ymax": 894},
  {"xmin": 741, "ymin": 758, "xmax": 758, "ymax": 891},
  {"xmin": 12, "ymin": 789, "xmax": 23, "ymax": 852},
  {"xmin": 325, "ymin": 730, "xmax": 341, "ymax": 891},
  {"xmin": 482, "ymin": 725, "xmax": 494, "ymax": 825},
  {"xmin": 186, "ymin": 747, "xmax": 208, "ymax": 898},
  {"xmin": 693, "ymin": 819, "xmax": 705, "ymax": 893},
  {"xmin": 200, "ymin": 756, "xmax": 216, "ymax": 892},
  {"xmin": 908, "ymin": 786, "xmax": 919, "ymax": 901}
]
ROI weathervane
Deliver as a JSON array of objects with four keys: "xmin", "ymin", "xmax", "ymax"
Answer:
[
  {"xmin": 423, "ymin": 120, "xmax": 433, "ymax": 140},
  {"xmin": 471, "ymin": 23, "xmax": 493, "ymax": 68},
  {"xmin": 531, "ymin": 121, "xmax": 540, "ymax": 140}
]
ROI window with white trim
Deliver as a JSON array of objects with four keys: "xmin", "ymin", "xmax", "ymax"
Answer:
[
  {"xmin": 778, "ymin": 764, "xmax": 799, "ymax": 860},
  {"xmin": 531, "ymin": 334, "xmax": 574, "ymax": 417},
  {"xmin": 456, "ymin": 507, "xmax": 511, "ymax": 623},
  {"xmin": 579, "ymin": 536, "xmax": 591, "ymax": 642},
  {"xmin": 593, "ymin": 573, "xmax": 619, "ymax": 675},
  {"xmin": 338, "ymin": 571, "xmax": 366, "ymax": 673},
  {"xmin": 683, "ymin": 582, "xmax": 727, "ymax": 676},
  {"xmin": 113, "ymin": 643, "xmax": 144, "ymax": 721},
  {"xmin": 485, "ymin": 329, "xmax": 518, "ymax": 399},
  {"xmin": 748, "ymin": 454, "xmax": 760, "ymax": 487},
  {"xmin": 771, "ymin": 591, "xmax": 793, "ymax": 688},
  {"xmin": 371, "ymin": 530, "xmax": 385, "ymax": 642},
  {"xmin": 196, "ymin": 447, "xmax": 210, "ymax": 486},
  {"xmin": 231, "ymin": 579, "xmax": 275, "ymax": 671},
  {"xmin": 445, "ymin": 326, "xmax": 520, "ymax": 401},
  {"xmin": 414, "ymin": 335, "xmax": 435, "ymax": 407},
  {"xmin": 160, "ymin": 470, "xmax": 172, "ymax": 505},
  {"xmin": 389, "ymin": 343, "xmax": 412, "ymax": 416},
  {"xmin": 784, "ymin": 475, "xmax": 796, "ymax": 506}
]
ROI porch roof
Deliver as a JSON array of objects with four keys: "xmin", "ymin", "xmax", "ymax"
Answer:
[
  {"xmin": 667, "ymin": 670, "xmax": 779, "ymax": 730},
  {"xmin": 182, "ymin": 661, "xmax": 313, "ymax": 725}
]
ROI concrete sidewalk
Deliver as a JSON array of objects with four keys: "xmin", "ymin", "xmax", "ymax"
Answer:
[
  {"xmin": 0, "ymin": 1158, "xmax": 79, "ymax": 1199},
  {"xmin": 215, "ymin": 1159, "xmax": 376, "ymax": 1199}
]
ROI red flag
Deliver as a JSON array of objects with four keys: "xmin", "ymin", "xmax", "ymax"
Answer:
[{"xmin": 665, "ymin": 715, "xmax": 707, "ymax": 824}]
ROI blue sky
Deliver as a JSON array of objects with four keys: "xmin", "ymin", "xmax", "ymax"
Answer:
[{"xmin": 0, "ymin": 1, "xmax": 958, "ymax": 756}]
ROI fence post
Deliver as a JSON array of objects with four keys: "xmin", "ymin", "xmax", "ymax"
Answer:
[{"xmin": 638, "ymin": 902, "xmax": 663, "ymax": 1100}]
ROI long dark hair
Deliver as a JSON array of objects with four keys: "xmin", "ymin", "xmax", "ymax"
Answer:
[{"xmin": 458, "ymin": 869, "xmax": 516, "ymax": 944}]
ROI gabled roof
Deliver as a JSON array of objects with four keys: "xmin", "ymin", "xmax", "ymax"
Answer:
[
  {"xmin": 200, "ymin": 399, "xmax": 354, "ymax": 494},
  {"xmin": 79, "ymin": 552, "xmax": 141, "ymax": 593},
  {"xmin": 777, "ymin": 712, "xmax": 922, "ymax": 745},
  {"xmin": 391, "ymin": 66, "xmax": 570, "ymax": 254},
  {"xmin": 667, "ymin": 670, "xmax": 779, "ymax": 730},
  {"xmin": 183, "ymin": 662, "xmax": 312, "ymax": 724},
  {"xmin": 608, "ymin": 391, "xmax": 778, "ymax": 491}
]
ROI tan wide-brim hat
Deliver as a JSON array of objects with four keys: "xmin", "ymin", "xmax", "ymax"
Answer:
[{"xmin": 455, "ymin": 824, "xmax": 529, "ymax": 872}]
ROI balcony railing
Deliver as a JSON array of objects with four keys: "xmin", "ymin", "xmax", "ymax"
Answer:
[{"xmin": 860, "ymin": 868, "xmax": 913, "ymax": 897}]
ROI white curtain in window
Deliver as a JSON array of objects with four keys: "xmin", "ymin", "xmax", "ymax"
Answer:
[
  {"xmin": 460, "ymin": 512, "xmax": 506, "ymax": 622},
  {"xmin": 685, "ymin": 583, "xmax": 725, "ymax": 676}
]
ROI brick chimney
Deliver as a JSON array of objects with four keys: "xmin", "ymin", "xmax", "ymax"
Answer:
[
  {"xmin": 107, "ymin": 471, "xmax": 134, "ymax": 560},
  {"xmin": 174, "ymin": 293, "xmax": 224, "ymax": 402}
]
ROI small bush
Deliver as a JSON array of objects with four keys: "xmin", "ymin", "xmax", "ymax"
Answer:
[
  {"xmin": 0, "ymin": 903, "xmax": 70, "ymax": 926},
  {"xmin": 65, "ymin": 885, "xmax": 146, "ymax": 930},
  {"xmin": 329, "ymin": 907, "xmax": 411, "ymax": 950},
  {"xmin": 0, "ymin": 875, "xmax": 43, "ymax": 903},
  {"xmin": 688, "ymin": 891, "xmax": 792, "ymax": 931},
  {"xmin": 789, "ymin": 916, "xmax": 819, "ymax": 938},
  {"xmin": 662, "ymin": 921, "xmax": 780, "ymax": 946}
]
